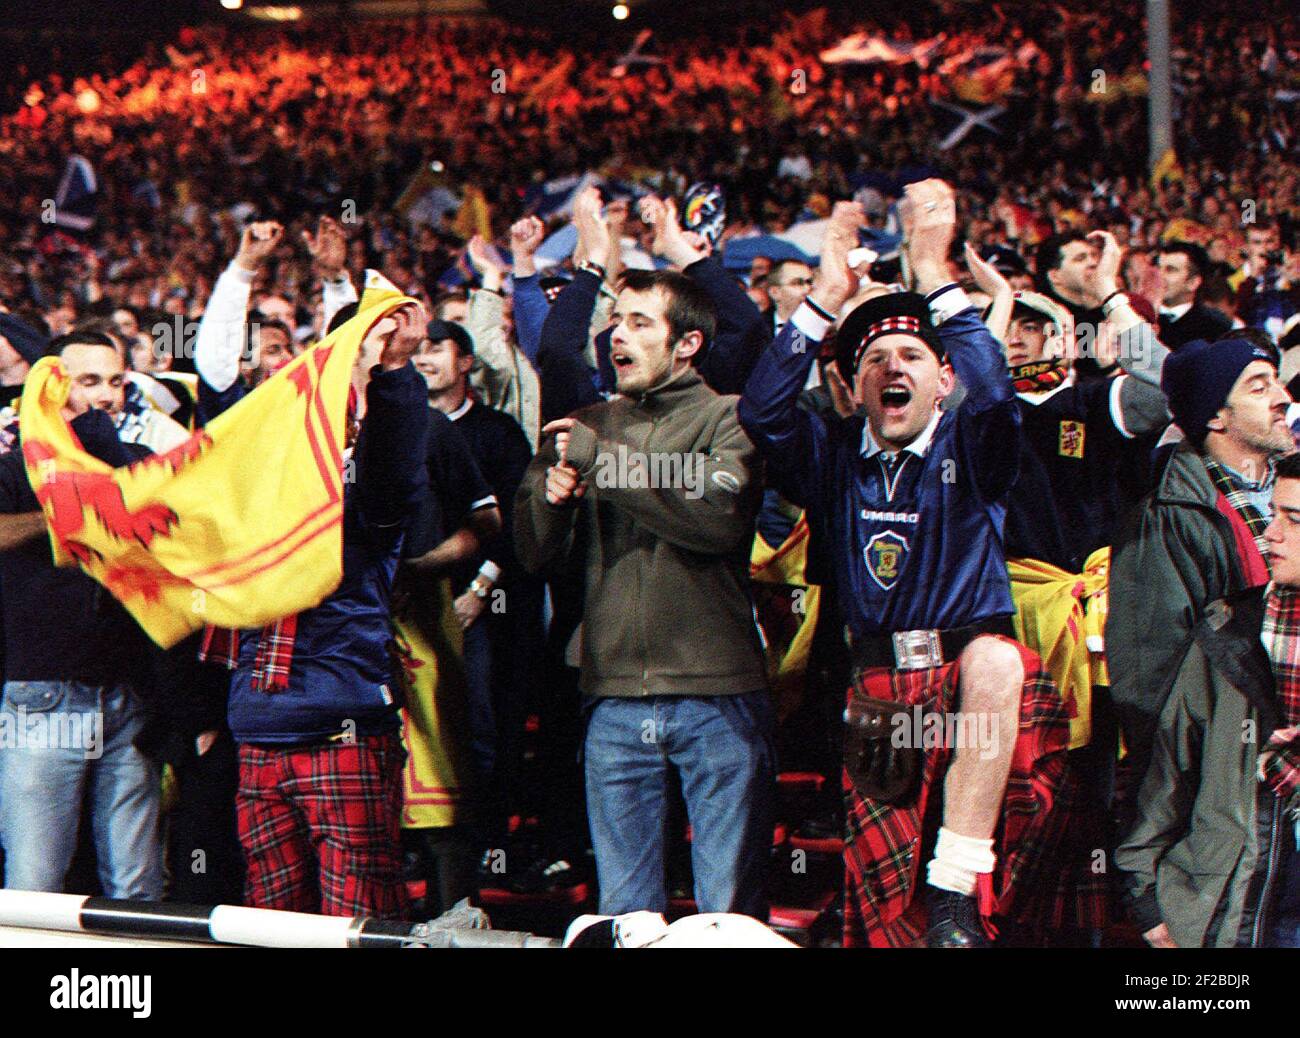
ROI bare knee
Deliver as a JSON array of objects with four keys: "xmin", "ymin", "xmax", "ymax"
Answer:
[{"xmin": 957, "ymin": 636, "xmax": 1022, "ymax": 714}]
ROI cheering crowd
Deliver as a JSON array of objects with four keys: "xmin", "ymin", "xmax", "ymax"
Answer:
[{"xmin": 1, "ymin": 3, "xmax": 1300, "ymax": 948}]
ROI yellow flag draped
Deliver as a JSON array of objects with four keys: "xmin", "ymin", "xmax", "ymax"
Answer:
[
  {"xmin": 1007, "ymin": 547, "xmax": 1111, "ymax": 750},
  {"xmin": 18, "ymin": 274, "xmax": 415, "ymax": 649},
  {"xmin": 393, "ymin": 579, "xmax": 473, "ymax": 829}
]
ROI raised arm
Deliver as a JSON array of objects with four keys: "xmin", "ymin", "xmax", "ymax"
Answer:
[
  {"xmin": 535, "ymin": 189, "xmax": 611, "ymax": 423},
  {"xmin": 195, "ymin": 221, "xmax": 281, "ymax": 393},
  {"xmin": 738, "ymin": 200, "xmax": 863, "ymax": 508},
  {"xmin": 352, "ymin": 304, "xmax": 431, "ymax": 537},
  {"xmin": 303, "ymin": 215, "xmax": 357, "ymax": 331},
  {"xmin": 903, "ymin": 180, "xmax": 1019, "ymax": 501},
  {"xmin": 466, "ymin": 234, "xmax": 519, "ymax": 379},
  {"xmin": 509, "ymin": 216, "xmax": 550, "ymax": 365}
]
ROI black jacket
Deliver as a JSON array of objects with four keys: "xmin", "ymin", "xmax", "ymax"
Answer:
[{"xmin": 1157, "ymin": 304, "xmax": 1232, "ymax": 350}]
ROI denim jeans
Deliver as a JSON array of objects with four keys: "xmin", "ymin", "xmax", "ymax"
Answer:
[
  {"xmin": 584, "ymin": 690, "xmax": 775, "ymax": 918},
  {"xmin": 0, "ymin": 680, "xmax": 162, "ymax": 898}
]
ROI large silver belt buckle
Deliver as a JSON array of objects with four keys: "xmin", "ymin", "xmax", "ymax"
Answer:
[{"xmin": 891, "ymin": 629, "xmax": 943, "ymax": 671}]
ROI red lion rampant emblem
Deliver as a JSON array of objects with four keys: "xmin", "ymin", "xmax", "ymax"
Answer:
[{"xmin": 23, "ymin": 433, "xmax": 211, "ymax": 565}]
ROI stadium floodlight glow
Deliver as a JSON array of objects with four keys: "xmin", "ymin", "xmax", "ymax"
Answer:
[
  {"xmin": 612, "ymin": 4, "xmax": 629, "ymax": 19},
  {"xmin": 220, "ymin": 0, "xmax": 244, "ymax": 10}
]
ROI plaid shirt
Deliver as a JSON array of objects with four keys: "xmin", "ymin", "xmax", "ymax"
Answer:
[
  {"xmin": 842, "ymin": 636, "xmax": 1087, "ymax": 947},
  {"xmin": 1260, "ymin": 584, "xmax": 1300, "ymax": 811}
]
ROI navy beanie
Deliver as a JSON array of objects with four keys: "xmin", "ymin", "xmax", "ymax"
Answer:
[
  {"xmin": 1161, "ymin": 337, "xmax": 1277, "ymax": 447},
  {"xmin": 0, "ymin": 313, "xmax": 49, "ymax": 367}
]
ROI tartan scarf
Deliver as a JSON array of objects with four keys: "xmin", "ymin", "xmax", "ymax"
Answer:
[
  {"xmin": 1008, "ymin": 359, "xmax": 1070, "ymax": 395},
  {"xmin": 1204, "ymin": 456, "xmax": 1272, "ymax": 561},
  {"xmin": 198, "ymin": 617, "xmax": 298, "ymax": 693},
  {"xmin": 1260, "ymin": 583, "xmax": 1300, "ymax": 806}
]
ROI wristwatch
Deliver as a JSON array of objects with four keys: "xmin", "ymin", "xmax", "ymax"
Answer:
[{"xmin": 468, "ymin": 577, "xmax": 491, "ymax": 600}]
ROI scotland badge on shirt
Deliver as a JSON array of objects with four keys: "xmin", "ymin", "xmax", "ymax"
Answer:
[{"xmin": 865, "ymin": 530, "xmax": 909, "ymax": 590}]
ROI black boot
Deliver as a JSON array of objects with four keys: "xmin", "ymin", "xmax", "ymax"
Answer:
[{"xmin": 926, "ymin": 888, "xmax": 990, "ymax": 948}]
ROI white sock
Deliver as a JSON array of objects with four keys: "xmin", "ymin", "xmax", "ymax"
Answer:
[{"xmin": 926, "ymin": 827, "xmax": 996, "ymax": 897}]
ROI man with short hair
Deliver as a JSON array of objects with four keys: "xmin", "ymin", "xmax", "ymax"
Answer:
[
  {"xmin": 1036, "ymin": 231, "xmax": 1116, "ymax": 380},
  {"xmin": 1156, "ymin": 241, "xmax": 1231, "ymax": 349},
  {"xmin": 1108, "ymin": 335, "xmax": 1294, "ymax": 814},
  {"xmin": 0, "ymin": 331, "xmax": 163, "ymax": 897},
  {"xmin": 741, "ymin": 184, "xmax": 1075, "ymax": 947},
  {"xmin": 1036, "ymin": 231, "xmax": 1099, "ymax": 318},
  {"xmin": 243, "ymin": 318, "xmax": 297, "ymax": 385},
  {"xmin": 413, "ymin": 317, "xmax": 540, "ymax": 882},
  {"xmin": 516, "ymin": 266, "xmax": 773, "ymax": 919},
  {"xmin": 1115, "ymin": 450, "xmax": 1300, "ymax": 947},
  {"xmin": 998, "ymin": 241, "xmax": 1172, "ymax": 939},
  {"xmin": 766, "ymin": 260, "xmax": 816, "ymax": 338}
]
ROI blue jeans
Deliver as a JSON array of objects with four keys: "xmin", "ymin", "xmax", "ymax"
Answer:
[
  {"xmin": 584, "ymin": 691, "xmax": 774, "ymax": 918},
  {"xmin": 0, "ymin": 680, "xmax": 162, "ymax": 898}
]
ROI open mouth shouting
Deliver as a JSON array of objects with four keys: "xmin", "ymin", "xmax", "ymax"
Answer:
[
  {"xmin": 880, "ymin": 383, "xmax": 912, "ymax": 420},
  {"xmin": 612, "ymin": 351, "xmax": 636, "ymax": 377}
]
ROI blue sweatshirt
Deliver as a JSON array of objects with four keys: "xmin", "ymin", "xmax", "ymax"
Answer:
[{"xmin": 737, "ymin": 287, "xmax": 1020, "ymax": 637}]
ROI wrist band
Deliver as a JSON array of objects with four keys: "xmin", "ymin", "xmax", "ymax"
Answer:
[
  {"xmin": 577, "ymin": 261, "xmax": 607, "ymax": 281},
  {"xmin": 805, "ymin": 296, "xmax": 836, "ymax": 323}
]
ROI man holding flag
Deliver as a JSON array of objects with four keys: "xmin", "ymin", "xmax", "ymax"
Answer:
[
  {"xmin": 188, "ymin": 260, "xmax": 431, "ymax": 917},
  {"xmin": 14, "ymin": 230, "xmax": 433, "ymax": 916}
]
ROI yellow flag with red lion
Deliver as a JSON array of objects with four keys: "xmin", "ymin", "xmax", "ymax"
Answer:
[{"xmin": 18, "ymin": 273, "xmax": 415, "ymax": 648}]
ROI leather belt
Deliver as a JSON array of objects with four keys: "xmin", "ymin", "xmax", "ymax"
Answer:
[{"xmin": 846, "ymin": 616, "xmax": 1015, "ymax": 672}]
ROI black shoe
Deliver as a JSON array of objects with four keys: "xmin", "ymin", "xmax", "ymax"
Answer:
[
  {"xmin": 926, "ymin": 888, "xmax": 989, "ymax": 948},
  {"xmin": 506, "ymin": 856, "xmax": 577, "ymax": 895},
  {"xmin": 794, "ymin": 813, "xmax": 842, "ymax": 841}
]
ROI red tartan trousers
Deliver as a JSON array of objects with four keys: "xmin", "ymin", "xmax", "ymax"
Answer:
[
  {"xmin": 842, "ymin": 636, "xmax": 1077, "ymax": 947},
  {"xmin": 237, "ymin": 731, "xmax": 409, "ymax": 919}
]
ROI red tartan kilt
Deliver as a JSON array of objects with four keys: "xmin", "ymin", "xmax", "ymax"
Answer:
[{"xmin": 841, "ymin": 635, "xmax": 1076, "ymax": 947}]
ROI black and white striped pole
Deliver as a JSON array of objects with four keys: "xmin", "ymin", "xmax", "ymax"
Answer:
[{"xmin": 0, "ymin": 891, "xmax": 559, "ymax": 948}]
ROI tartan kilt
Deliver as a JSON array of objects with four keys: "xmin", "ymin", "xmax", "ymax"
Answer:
[{"xmin": 842, "ymin": 635, "xmax": 1083, "ymax": 947}]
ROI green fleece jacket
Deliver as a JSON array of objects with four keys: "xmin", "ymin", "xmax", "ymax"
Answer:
[{"xmin": 514, "ymin": 366, "xmax": 767, "ymax": 698}]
